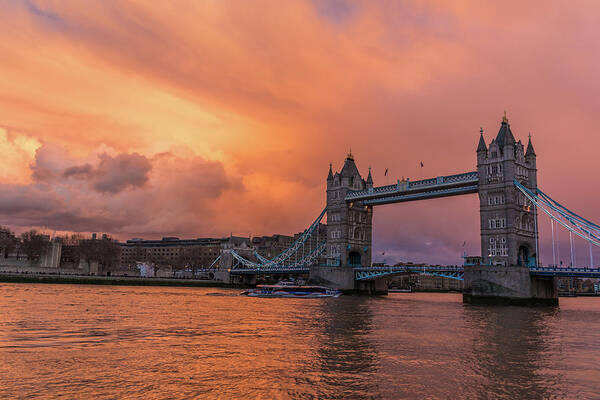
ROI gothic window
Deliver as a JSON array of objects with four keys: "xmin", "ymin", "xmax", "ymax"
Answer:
[
  {"xmin": 491, "ymin": 151, "xmax": 498, "ymax": 158},
  {"xmin": 488, "ymin": 236, "xmax": 508, "ymax": 257},
  {"xmin": 489, "ymin": 217, "xmax": 506, "ymax": 229}
]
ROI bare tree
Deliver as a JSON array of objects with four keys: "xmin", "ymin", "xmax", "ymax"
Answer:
[
  {"xmin": 20, "ymin": 230, "xmax": 50, "ymax": 261},
  {"xmin": 174, "ymin": 247, "xmax": 203, "ymax": 276},
  {"xmin": 147, "ymin": 253, "xmax": 171, "ymax": 277},
  {"xmin": 78, "ymin": 236, "xmax": 121, "ymax": 274},
  {"xmin": 97, "ymin": 238, "xmax": 120, "ymax": 272}
]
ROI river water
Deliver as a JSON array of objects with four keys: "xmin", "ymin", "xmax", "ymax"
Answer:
[{"xmin": 0, "ymin": 283, "xmax": 599, "ymax": 399}]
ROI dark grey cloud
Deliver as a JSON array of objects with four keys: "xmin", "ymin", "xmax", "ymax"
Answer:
[
  {"xmin": 63, "ymin": 163, "xmax": 93, "ymax": 179},
  {"xmin": 0, "ymin": 145, "xmax": 238, "ymax": 238},
  {"xmin": 92, "ymin": 153, "xmax": 151, "ymax": 193}
]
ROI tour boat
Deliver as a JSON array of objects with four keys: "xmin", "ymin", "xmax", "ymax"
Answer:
[
  {"xmin": 388, "ymin": 288, "xmax": 412, "ymax": 293},
  {"xmin": 241, "ymin": 284, "xmax": 342, "ymax": 298}
]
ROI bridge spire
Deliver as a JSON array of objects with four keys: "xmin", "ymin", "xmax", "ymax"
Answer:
[
  {"xmin": 526, "ymin": 132, "xmax": 536, "ymax": 156},
  {"xmin": 477, "ymin": 127, "xmax": 487, "ymax": 153},
  {"xmin": 366, "ymin": 167, "xmax": 373, "ymax": 186},
  {"xmin": 496, "ymin": 111, "xmax": 516, "ymax": 148},
  {"xmin": 327, "ymin": 162, "xmax": 334, "ymax": 181}
]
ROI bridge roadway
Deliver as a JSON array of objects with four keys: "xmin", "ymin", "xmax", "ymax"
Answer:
[
  {"xmin": 345, "ymin": 171, "xmax": 479, "ymax": 206},
  {"xmin": 226, "ymin": 265, "xmax": 600, "ymax": 280}
]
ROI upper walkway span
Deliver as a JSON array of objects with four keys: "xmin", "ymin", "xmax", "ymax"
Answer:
[{"xmin": 344, "ymin": 171, "xmax": 479, "ymax": 206}]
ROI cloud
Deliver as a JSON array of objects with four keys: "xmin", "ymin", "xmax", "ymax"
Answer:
[
  {"xmin": 92, "ymin": 153, "xmax": 151, "ymax": 193},
  {"xmin": 0, "ymin": 143, "xmax": 239, "ymax": 238},
  {"xmin": 63, "ymin": 163, "xmax": 93, "ymax": 179},
  {"xmin": 0, "ymin": 1, "xmax": 599, "ymax": 264}
]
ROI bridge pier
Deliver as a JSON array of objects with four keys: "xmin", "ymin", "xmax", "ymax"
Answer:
[
  {"xmin": 309, "ymin": 266, "xmax": 355, "ymax": 291},
  {"xmin": 355, "ymin": 278, "xmax": 388, "ymax": 295},
  {"xmin": 309, "ymin": 266, "xmax": 388, "ymax": 294},
  {"xmin": 463, "ymin": 265, "xmax": 558, "ymax": 306}
]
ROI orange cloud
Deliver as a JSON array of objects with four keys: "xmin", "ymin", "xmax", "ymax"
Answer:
[{"xmin": 0, "ymin": 1, "xmax": 598, "ymax": 265}]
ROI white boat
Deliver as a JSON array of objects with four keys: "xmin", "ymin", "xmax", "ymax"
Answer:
[
  {"xmin": 241, "ymin": 284, "xmax": 342, "ymax": 298},
  {"xmin": 389, "ymin": 288, "xmax": 412, "ymax": 293}
]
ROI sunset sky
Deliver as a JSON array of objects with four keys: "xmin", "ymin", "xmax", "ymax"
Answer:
[{"xmin": 1, "ymin": 0, "xmax": 599, "ymax": 265}]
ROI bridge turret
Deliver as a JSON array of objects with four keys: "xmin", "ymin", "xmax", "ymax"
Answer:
[
  {"xmin": 526, "ymin": 134, "xmax": 536, "ymax": 165},
  {"xmin": 477, "ymin": 127, "xmax": 487, "ymax": 164},
  {"xmin": 525, "ymin": 133, "xmax": 537, "ymax": 194},
  {"xmin": 477, "ymin": 113, "xmax": 538, "ymax": 267},
  {"xmin": 366, "ymin": 167, "xmax": 373, "ymax": 189},
  {"xmin": 496, "ymin": 113, "xmax": 516, "ymax": 161},
  {"xmin": 326, "ymin": 153, "xmax": 373, "ymax": 268}
]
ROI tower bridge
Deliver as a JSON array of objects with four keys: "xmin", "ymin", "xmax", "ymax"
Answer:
[{"xmin": 221, "ymin": 113, "xmax": 600, "ymax": 305}]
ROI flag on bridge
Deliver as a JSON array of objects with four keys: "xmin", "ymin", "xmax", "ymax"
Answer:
[
  {"xmin": 384, "ymin": 168, "xmax": 388, "ymax": 176},
  {"xmin": 420, "ymin": 161, "xmax": 424, "ymax": 167}
]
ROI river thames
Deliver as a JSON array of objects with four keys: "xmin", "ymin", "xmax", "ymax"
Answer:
[{"xmin": 0, "ymin": 283, "xmax": 598, "ymax": 399}]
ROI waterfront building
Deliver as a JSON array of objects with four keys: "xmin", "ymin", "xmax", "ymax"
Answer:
[
  {"xmin": 252, "ymin": 234, "xmax": 295, "ymax": 259},
  {"xmin": 119, "ymin": 237, "xmax": 222, "ymax": 268}
]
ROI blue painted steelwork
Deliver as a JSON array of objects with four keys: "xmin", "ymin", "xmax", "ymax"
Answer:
[
  {"xmin": 345, "ymin": 171, "xmax": 478, "ymax": 205},
  {"xmin": 230, "ymin": 267, "xmax": 309, "ymax": 275},
  {"xmin": 354, "ymin": 265, "xmax": 465, "ymax": 281},
  {"xmin": 514, "ymin": 179, "xmax": 600, "ymax": 247},
  {"xmin": 529, "ymin": 267, "xmax": 600, "ymax": 278},
  {"xmin": 230, "ymin": 207, "xmax": 327, "ymax": 270},
  {"xmin": 209, "ymin": 255, "xmax": 221, "ymax": 268},
  {"xmin": 231, "ymin": 241, "xmax": 327, "ymax": 271},
  {"xmin": 361, "ymin": 185, "xmax": 478, "ymax": 206}
]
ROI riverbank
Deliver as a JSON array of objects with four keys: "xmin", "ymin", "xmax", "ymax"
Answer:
[{"xmin": 0, "ymin": 273, "xmax": 237, "ymax": 288}]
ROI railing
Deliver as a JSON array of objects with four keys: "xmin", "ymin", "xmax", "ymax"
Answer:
[
  {"xmin": 345, "ymin": 171, "xmax": 479, "ymax": 201},
  {"xmin": 354, "ymin": 265, "xmax": 464, "ymax": 281}
]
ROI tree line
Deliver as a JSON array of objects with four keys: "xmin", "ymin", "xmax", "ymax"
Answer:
[
  {"xmin": 0, "ymin": 226, "xmax": 216, "ymax": 275},
  {"xmin": 0, "ymin": 227, "xmax": 121, "ymax": 272}
]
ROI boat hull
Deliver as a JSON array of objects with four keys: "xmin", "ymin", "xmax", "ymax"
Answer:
[
  {"xmin": 242, "ymin": 284, "xmax": 342, "ymax": 298},
  {"xmin": 245, "ymin": 291, "xmax": 341, "ymax": 298}
]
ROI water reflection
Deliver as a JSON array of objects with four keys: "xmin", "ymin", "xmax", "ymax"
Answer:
[
  {"xmin": 313, "ymin": 297, "xmax": 380, "ymax": 398},
  {"xmin": 463, "ymin": 305, "xmax": 563, "ymax": 399},
  {"xmin": 0, "ymin": 285, "xmax": 599, "ymax": 399}
]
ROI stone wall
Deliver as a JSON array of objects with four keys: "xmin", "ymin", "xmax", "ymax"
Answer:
[
  {"xmin": 0, "ymin": 265, "xmax": 82, "ymax": 275},
  {"xmin": 463, "ymin": 265, "xmax": 557, "ymax": 305},
  {"xmin": 309, "ymin": 266, "xmax": 355, "ymax": 290}
]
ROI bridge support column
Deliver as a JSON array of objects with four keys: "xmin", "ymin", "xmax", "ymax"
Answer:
[
  {"xmin": 309, "ymin": 266, "xmax": 389, "ymax": 294},
  {"xmin": 463, "ymin": 265, "xmax": 557, "ymax": 306},
  {"xmin": 355, "ymin": 278, "xmax": 388, "ymax": 295},
  {"xmin": 214, "ymin": 269, "xmax": 232, "ymax": 283},
  {"xmin": 309, "ymin": 266, "xmax": 355, "ymax": 291}
]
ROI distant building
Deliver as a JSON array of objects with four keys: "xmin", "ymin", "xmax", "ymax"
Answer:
[
  {"xmin": 252, "ymin": 234, "xmax": 294, "ymax": 259},
  {"xmin": 119, "ymin": 237, "xmax": 222, "ymax": 268}
]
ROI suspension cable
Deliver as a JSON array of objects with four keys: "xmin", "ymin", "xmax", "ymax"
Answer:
[{"xmin": 551, "ymin": 218, "xmax": 556, "ymax": 266}]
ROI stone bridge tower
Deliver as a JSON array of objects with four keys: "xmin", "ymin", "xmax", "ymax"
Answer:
[
  {"xmin": 326, "ymin": 152, "xmax": 373, "ymax": 267},
  {"xmin": 477, "ymin": 114, "xmax": 538, "ymax": 267}
]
